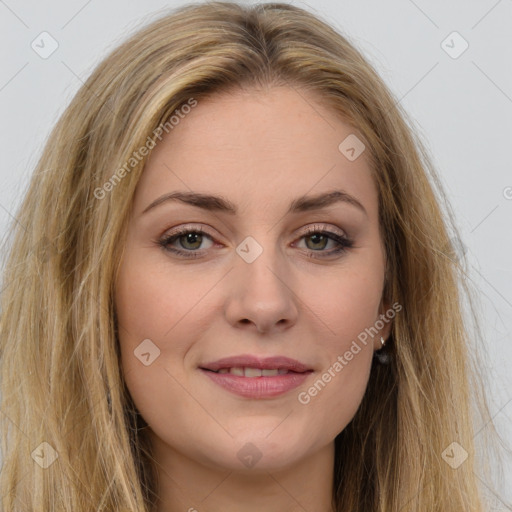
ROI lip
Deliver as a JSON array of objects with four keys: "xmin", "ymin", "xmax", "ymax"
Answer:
[
  {"xmin": 199, "ymin": 354, "xmax": 313, "ymax": 399},
  {"xmin": 200, "ymin": 355, "xmax": 312, "ymax": 373}
]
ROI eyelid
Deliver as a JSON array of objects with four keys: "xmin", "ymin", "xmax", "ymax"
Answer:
[
  {"xmin": 161, "ymin": 222, "xmax": 347, "ymax": 243},
  {"xmin": 163, "ymin": 223, "xmax": 218, "ymax": 238},
  {"xmin": 157, "ymin": 221, "xmax": 354, "ymax": 259},
  {"xmin": 301, "ymin": 223, "xmax": 347, "ymax": 238}
]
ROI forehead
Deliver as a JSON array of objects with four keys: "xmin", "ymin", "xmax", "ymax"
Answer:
[{"xmin": 132, "ymin": 86, "xmax": 378, "ymax": 219}]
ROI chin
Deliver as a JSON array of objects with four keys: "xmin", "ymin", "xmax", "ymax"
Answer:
[
  {"xmin": 203, "ymin": 428, "xmax": 309, "ymax": 473},
  {"xmin": 203, "ymin": 445, "xmax": 305, "ymax": 474}
]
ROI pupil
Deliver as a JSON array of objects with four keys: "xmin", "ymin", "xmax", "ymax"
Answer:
[
  {"xmin": 307, "ymin": 234, "xmax": 327, "ymax": 250},
  {"xmin": 182, "ymin": 233, "xmax": 201, "ymax": 249}
]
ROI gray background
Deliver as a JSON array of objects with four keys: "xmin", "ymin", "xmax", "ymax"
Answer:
[{"xmin": 0, "ymin": 0, "xmax": 511, "ymax": 506}]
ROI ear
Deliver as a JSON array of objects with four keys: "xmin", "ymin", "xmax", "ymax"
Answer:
[{"xmin": 374, "ymin": 296, "xmax": 394, "ymax": 352}]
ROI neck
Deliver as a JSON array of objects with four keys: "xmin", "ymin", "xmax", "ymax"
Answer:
[{"xmin": 150, "ymin": 435, "xmax": 335, "ymax": 512}]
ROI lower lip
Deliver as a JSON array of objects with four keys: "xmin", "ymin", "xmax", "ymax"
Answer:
[{"xmin": 200, "ymin": 369, "xmax": 312, "ymax": 399}]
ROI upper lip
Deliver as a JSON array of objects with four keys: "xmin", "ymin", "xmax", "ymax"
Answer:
[{"xmin": 200, "ymin": 355, "xmax": 313, "ymax": 373}]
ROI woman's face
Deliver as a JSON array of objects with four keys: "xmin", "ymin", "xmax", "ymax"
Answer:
[{"xmin": 115, "ymin": 86, "xmax": 391, "ymax": 473}]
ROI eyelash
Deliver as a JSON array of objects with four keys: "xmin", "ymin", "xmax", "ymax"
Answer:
[{"xmin": 155, "ymin": 224, "xmax": 354, "ymax": 260}]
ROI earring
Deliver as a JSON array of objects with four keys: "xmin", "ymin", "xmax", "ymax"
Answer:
[{"xmin": 374, "ymin": 336, "xmax": 391, "ymax": 365}]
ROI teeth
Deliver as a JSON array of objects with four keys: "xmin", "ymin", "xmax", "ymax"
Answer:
[
  {"xmin": 244, "ymin": 367, "xmax": 262, "ymax": 377},
  {"xmin": 215, "ymin": 367, "xmax": 290, "ymax": 376}
]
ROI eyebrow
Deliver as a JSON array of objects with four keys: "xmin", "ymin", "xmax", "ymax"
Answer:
[{"xmin": 141, "ymin": 189, "xmax": 368, "ymax": 217}]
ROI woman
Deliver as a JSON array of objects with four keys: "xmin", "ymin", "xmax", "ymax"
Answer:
[{"xmin": 0, "ymin": 2, "xmax": 505, "ymax": 510}]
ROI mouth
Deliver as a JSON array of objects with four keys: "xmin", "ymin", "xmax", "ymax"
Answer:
[
  {"xmin": 202, "ymin": 367, "xmax": 307, "ymax": 377},
  {"xmin": 199, "ymin": 354, "xmax": 313, "ymax": 374},
  {"xmin": 199, "ymin": 355, "xmax": 314, "ymax": 398}
]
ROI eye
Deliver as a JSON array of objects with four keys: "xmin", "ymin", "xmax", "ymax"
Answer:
[
  {"xmin": 293, "ymin": 224, "xmax": 354, "ymax": 258},
  {"xmin": 156, "ymin": 223, "xmax": 354, "ymax": 260},
  {"xmin": 157, "ymin": 226, "xmax": 215, "ymax": 258}
]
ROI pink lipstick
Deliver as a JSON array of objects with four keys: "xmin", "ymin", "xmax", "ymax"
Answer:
[{"xmin": 199, "ymin": 355, "xmax": 313, "ymax": 399}]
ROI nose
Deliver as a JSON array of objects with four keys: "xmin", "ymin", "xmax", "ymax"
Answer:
[{"xmin": 224, "ymin": 239, "xmax": 299, "ymax": 335}]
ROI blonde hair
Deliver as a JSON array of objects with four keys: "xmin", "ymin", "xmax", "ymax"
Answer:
[{"xmin": 0, "ymin": 1, "xmax": 506, "ymax": 510}]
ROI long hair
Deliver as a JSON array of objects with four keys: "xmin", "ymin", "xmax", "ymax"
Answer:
[{"xmin": 0, "ymin": 2, "xmax": 505, "ymax": 510}]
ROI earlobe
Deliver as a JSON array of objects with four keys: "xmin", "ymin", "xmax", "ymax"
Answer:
[
  {"xmin": 376, "ymin": 297, "xmax": 393, "ymax": 349},
  {"xmin": 373, "ymin": 335, "xmax": 392, "ymax": 365},
  {"xmin": 372, "ymin": 295, "xmax": 395, "ymax": 364}
]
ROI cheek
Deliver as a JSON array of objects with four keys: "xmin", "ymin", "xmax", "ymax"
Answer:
[
  {"xmin": 292, "ymin": 269, "xmax": 381, "ymax": 432},
  {"xmin": 296, "ymin": 326, "xmax": 374, "ymax": 442},
  {"xmin": 114, "ymin": 253, "xmax": 219, "ymax": 420},
  {"xmin": 115, "ymin": 251, "xmax": 217, "ymax": 351},
  {"xmin": 306, "ymin": 266, "xmax": 384, "ymax": 348}
]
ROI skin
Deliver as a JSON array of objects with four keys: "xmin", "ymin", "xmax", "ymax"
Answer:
[{"xmin": 114, "ymin": 86, "xmax": 392, "ymax": 512}]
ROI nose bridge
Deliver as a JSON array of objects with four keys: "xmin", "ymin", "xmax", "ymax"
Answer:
[
  {"xmin": 235, "ymin": 229, "xmax": 289, "ymax": 289},
  {"xmin": 225, "ymin": 230, "xmax": 299, "ymax": 332}
]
